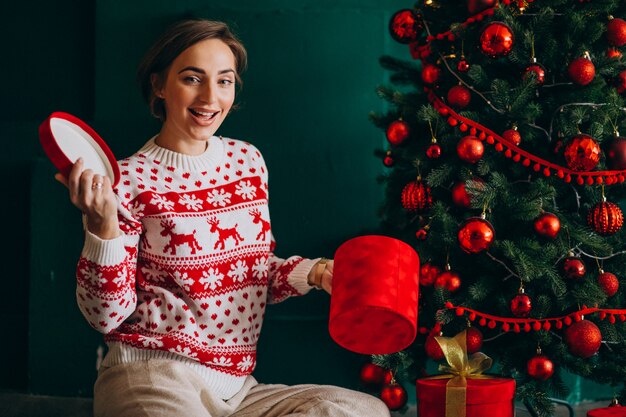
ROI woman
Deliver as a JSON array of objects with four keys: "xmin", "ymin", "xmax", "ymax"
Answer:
[{"xmin": 57, "ymin": 19, "xmax": 390, "ymax": 417}]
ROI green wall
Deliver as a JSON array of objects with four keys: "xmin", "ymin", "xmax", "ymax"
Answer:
[{"xmin": 3, "ymin": 0, "xmax": 409, "ymax": 396}]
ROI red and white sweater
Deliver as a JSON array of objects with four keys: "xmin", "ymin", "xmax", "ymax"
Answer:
[{"xmin": 76, "ymin": 136, "xmax": 317, "ymax": 399}]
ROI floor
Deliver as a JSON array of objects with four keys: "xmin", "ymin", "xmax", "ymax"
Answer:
[{"xmin": 0, "ymin": 391, "xmax": 615, "ymax": 417}]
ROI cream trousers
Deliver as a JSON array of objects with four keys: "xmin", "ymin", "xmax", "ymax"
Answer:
[{"xmin": 93, "ymin": 359, "xmax": 391, "ymax": 417}]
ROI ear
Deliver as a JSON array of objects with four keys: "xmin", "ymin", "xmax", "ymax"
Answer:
[{"xmin": 151, "ymin": 73, "xmax": 164, "ymax": 99}]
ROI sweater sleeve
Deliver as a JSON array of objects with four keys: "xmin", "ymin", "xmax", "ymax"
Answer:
[
  {"xmin": 266, "ymin": 234, "xmax": 319, "ymax": 304},
  {"xmin": 75, "ymin": 199, "xmax": 142, "ymax": 334}
]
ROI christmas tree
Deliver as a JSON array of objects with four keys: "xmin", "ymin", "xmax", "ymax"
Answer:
[{"xmin": 369, "ymin": 0, "xmax": 626, "ymax": 415}]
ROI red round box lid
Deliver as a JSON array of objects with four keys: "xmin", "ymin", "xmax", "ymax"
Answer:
[
  {"xmin": 588, "ymin": 407, "xmax": 626, "ymax": 417},
  {"xmin": 39, "ymin": 112, "xmax": 120, "ymax": 187},
  {"xmin": 329, "ymin": 235, "xmax": 419, "ymax": 355}
]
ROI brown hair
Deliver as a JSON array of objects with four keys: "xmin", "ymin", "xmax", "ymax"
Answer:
[{"xmin": 137, "ymin": 19, "xmax": 248, "ymax": 120}]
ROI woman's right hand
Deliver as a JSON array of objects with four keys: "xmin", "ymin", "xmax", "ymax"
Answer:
[{"xmin": 55, "ymin": 158, "xmax": 121, "ymax": 240}]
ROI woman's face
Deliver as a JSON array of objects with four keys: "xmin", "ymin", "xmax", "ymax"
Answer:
[{"xmin": 156, "ymin": 38, "xmax": 236, "ymax": 144}]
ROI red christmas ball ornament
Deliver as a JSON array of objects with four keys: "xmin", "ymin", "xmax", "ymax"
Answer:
[
  {"xmin": 468, "ymin": 0, "xmax": 497, "ymax": 15},
  {"xmin": 383, "ymin": 155, "xmax": 394, "ymax": 167},
  {"xmin": 457, "ymin": 135, "xmax": 484, "ymax": 163},
  {"xmin": 615, "ymin": 70, "xmax": 626, "ymax": 94},
  {"xmin": 415, "ymin": 227, "xmax": 429, "ymax": 240},
  {"xmin": 425, "ymin": 334, "xmax": 445, "ymax": 360},
  {"xmin": 426, "ymin": 143, "xmax": 442, "ymax": 159},
  {"xmin": 466, "ymin": 326, "xmax": 483, "ymax": 354},
  {"xmin": 458, "ymin": 216, "xmax": 495, "ymax": 253},
  {"xmin": 523, "ymin": 63, "xmax": 546, "ymax": 86},
  {"xmin": 567, "ymin": 56, "xmax": 595, "ymax": 86},
  {"xmin": 451, "ymin": 178, "xmax": 484, "ymax": 208},
  {"xmin": 607, "ymin": 48, "xmax": 623, "ymax": 59},
  {"xmin": 502, "ymin": 128, "xmax": 522, "ymax": 146},
  {"xmin": 511, "ymin": 289, "xmax": 532, "ymax": 317},
  {"xmin": 401, "ymin": 178, "xmax": 432, "ymax": 213},
  {"xmin": 457, "ymin": 58, "xmax": 470, "ymax": 73},
  {"xmin": 527, "ymin": 348, "xmax": 554, "ymax": 380},
  {"xmin": 564, "ymin": 134, "xmax": 601, "ymax": 171},
  {"xmin": 389, "ymin": 9, "xmax": 423, "ymax": 44},
  {"xmin": 380, "ymin": 383, "xmax": 408, "ymax": 411},
  {"xmin": 359, "ymin": 363, "xmax": 386, "ymax": 388},
  {"xmin": 588, "ymin": 200, "xmax": 624, "ymax": 236},
  {"xmin": 420, "ymin": 262, "xmax": 441, "ymax": 286},
  {"xmin": 386, "ymin": 119, "xmax": 410, "ymax": 146},
  {"xmin": 564, "ymin": 320, "xmax": 602, "ymax": 358},
  {"xmin": 607, "ymin": 17, "xmax": 626, "ymax": 47},
  {"xmin": 435, "ymin": 268, "xmax": 462, "ymax": 292},
  {"xmin": 479, "ymin": 22, "xmax": 515, "ymax": 58},
  {"xmin": 562, "ymin": 255, "xmax": 586, "ymax": 280},
  {"xmin": 598, "ymin": 270, "xmax": 619, "ymax": 297},
  {"xmin": 606, "ymin": 136, "xmax": 626, "ymax": 169},
  {"xmin": 447, "ymin": 85, "xmax": 472, "ymax": 109},
  {"xmin": 421, "ymin": 63, "xmax": 441, "ymax": 85},
  {"xmin": 533, "ymin": 212, "xmax": 560, "ymax": 239}
]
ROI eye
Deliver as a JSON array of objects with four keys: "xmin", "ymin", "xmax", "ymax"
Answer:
[
  {"xmin": 184, "ymin": 76, "xmax": 202, "ymax": 84},
  {"xmin": 219, "ymin": 79, "xmax": 234, "ymax": 86}
]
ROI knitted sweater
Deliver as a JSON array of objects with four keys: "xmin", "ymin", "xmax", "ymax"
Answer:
[{"xmin": 76, "ymin": 136, "xmax": 317, "ymax": 399}]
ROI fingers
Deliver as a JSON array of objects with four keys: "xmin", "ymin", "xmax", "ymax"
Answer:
[{"xmin": 54, "ymin": 173, "xmax": 69, "ymax": 188}]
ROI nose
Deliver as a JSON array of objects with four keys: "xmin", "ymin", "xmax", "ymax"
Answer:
[{"xmin": 199, "ymin": 84, "xmax": 217, "ymax": 104}]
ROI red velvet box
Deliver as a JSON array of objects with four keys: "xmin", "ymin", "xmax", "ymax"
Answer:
[
  {"xmin": 416, "ymin": 377, "xmax": 515, "ymax": 417},
  {"xmin": 588, "ymin": 407, "xmax": 626, "ymax": 417}
]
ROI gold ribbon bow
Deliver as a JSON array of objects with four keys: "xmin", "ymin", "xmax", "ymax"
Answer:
[{"xmin": 430, "ymin": 330, "xmax": 493, "ymax": 417}]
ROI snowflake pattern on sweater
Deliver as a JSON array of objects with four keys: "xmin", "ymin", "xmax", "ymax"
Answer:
[{"xmin": 76, "ymin": 136, "xmax": 315, "ymax": 380}]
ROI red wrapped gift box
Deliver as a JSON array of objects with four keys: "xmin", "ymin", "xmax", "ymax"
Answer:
[
  {"xmin": 416, "ymin": 377, "xmax": 515, "ymax": 417},
  {"xmin": 588, "ymin": 407, "xmax": 626, "ymax": 417}
]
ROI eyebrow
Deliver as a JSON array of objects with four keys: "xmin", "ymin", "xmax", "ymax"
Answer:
[{"xmin": 178, "ymin": 66, "xmax": 236, "ymax": 75}]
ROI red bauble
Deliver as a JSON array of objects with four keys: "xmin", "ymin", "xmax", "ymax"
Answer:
[
  {"xmin": 527, "ymin": 354, "xmax": 554, "ymax": 380},
  {"xmin": 389, "ymin": 9, "xmax": 423, "ymax": 44},
  {"xmin": 606, "ymin": 136, "xmax": 626, "ymax": 169},
  {"xmin": 420, "ymin": 262, "xmax": 441, "ymax": 286},
  {"xmin": 401, "ymin": 179, "xmax": 432, "ymax": 213},
  {"xmin": 466, "ymin": 327, "xmax": 483, "ymax": 354},
  {"xmin": 598, "ymin": 271, "xmax": 619, "ymax": 297},
  {"xmin": 568, "ymin": 57, "xmax": 595, "ymax": 86},
  {"xmin": 380, "ymin": 383, "xmax": 408, "ymax": 411},
  {"xmin": 533, "ymin": 212, "xmax": 561, "ymax": 239},
  {"xmin": 607, "ymin": 48, "xmax": 623, "ymax": 59},
  {"xmin": 467, "ymin": 0, "xmax": 497, "ymax": 15},
  {"xmin": 457, "ymin": 135, "xmax": 484, "ymax": 163},
  {"xmin": 564, "ymin": 320, "xmax": 602, "ymax": 358},
  {"xmin": 479, "ymin": 22, "xmax": 515, "ymax": 58},
  {"xmin": 457, "ymin": 59, "xmax": 470, "ymax": 73},
  {"xmin": 523, "ymin": 63, "xmax": 546, "ymax": 86},
  {"xmin": 502, "ymin": 128, "xmax": 522, "ymax": 146},
  {"xmin": 511, "ymin": 291, "xmax": 532, "ymax": 317},
  {"xmin": 458, "ymin": 217, "xmax": 495, "ymax": 253},
  {"xmin": 447, "ymin": 85, "xmax": 472, "ymax": 108},
  {"xmin": 421, "ymin": 63, "xmax": 441, "ymax": 85},
  {"xmin": 451, "ymin": 182, "xmax": 472, "ymax": 208},
  {"xmin": 415, "ymin": 227, "xmax": 429, "ymax": 240},
  {"xmin": 426, "ymin": 143, "xmax": 442, "ymax": 159},
  {"xmin": 383, "ymin": 155, "xmax": 394, "ymax": 167},
  {"xmin": 562, "ymin": 256, "xmax": 586, "ymax": 280},
  {"xmin": 360, "ymin": 363, "xmax": 386, "ymax": 388},
  {"xmin": 386, "ymin": 120, "xmax": 410, "ymax": 146},
  {"xmin": 435, "ymin": 270, "xmax": 462, "ymax": 292},
  {"xmin": 607, "ymin": 17, "xmax": 626, "ymax": 47},
  {"xmin": 425, "ymin": 334, "xmax": 445, "ymax": 360},
  {"xmin": 588, "ymin": 201, "xmax": 624, "ymax": 236},
  {"xmin": 615, "ymin": 70, "xmax": 626, "ymax": 94},
  {"xmin": 564, "ymin": 134, "xmax": 601, "ymax": 171}
]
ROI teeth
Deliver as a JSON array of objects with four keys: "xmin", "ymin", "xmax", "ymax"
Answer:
[{"xmin": 193, "ymin": 110, "xmax": 217, "ymax": 117}]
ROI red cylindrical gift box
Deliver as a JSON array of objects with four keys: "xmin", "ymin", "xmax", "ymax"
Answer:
[
  {"xmin": 588, "ymin": 407, "xmax": 626, "ymax": 417},
  {"xmin": 329, "ymin": 235, "xmax": 419, "ymax": 354},
  {"xmin": 417, "ymin": 378, "xmax": 516, "ymax": 417}
]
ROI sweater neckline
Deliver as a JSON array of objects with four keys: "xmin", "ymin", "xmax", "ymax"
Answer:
[{"xmin": 137, "ymin": 135, "xmax": 225, "ymax": 172}]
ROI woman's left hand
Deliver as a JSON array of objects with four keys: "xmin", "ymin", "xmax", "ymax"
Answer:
[{"xmin": 320, "ymin": 259, "xmax": 333, "ymax": 295}]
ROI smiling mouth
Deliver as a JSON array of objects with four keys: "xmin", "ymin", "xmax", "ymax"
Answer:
[{"xmin": 189, "ymin": 109, "xmax": 220, "ymax": 121}]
